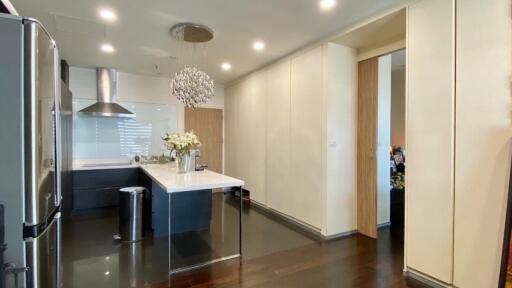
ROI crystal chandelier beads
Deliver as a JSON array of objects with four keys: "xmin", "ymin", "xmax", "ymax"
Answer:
[{"xmin": 170, "ymin": 66, "xmax": 215, "ymax": 108}]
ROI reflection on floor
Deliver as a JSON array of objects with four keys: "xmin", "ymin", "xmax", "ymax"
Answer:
[
  {"xmin": 154, "ymin": 227, "xmax": 420, "ymax": 288},
  {"xmin": 62, "ymin": 192, "xmax": 318, "ymax": 288}
]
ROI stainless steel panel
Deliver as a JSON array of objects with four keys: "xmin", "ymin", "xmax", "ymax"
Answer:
[
  {"xmin": 53, "ymin": 47, "xmax": 61, "ymax": 208},
  {"xmin": 25, "ymin": 213, "xmax": 60, "ymax": 288},
  {"xmin": 23, "ymin": 20, "xmax": 59, "ymax": 225},
  {"xmin": 0, "ymin": 14, "xmax": 26, "ymax": 287}
]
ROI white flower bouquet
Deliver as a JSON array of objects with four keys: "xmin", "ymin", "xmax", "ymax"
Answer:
[
  {"xmin": 163, "ymin": 131, "xmax": 201, "ymax": 173},
  {"xmin": 163, "ymin": 131, "xmax": 201, "ymax": 154}
]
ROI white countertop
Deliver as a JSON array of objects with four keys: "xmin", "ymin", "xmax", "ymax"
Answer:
[{"xmin": 139, "ymin": 164, "xmax": 244, "ymax": 193}]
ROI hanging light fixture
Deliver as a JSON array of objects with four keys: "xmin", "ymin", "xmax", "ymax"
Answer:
[{"xmin": 169, "ymin": 23, "xmax": 215, "ymax": 108}]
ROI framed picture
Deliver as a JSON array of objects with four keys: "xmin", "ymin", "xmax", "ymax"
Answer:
[{"xmin": 499, "ymin": 161, "xmax": 512, "ymax": 288}]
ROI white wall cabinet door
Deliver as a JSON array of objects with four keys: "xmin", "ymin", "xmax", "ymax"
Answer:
[
  {"xmin": 406, "ymin": 0, "xmax": 455, "ymax": 283},
  {"xmin": 225, "ymin": 82, "xmax": 241, "ymax": 179},
  {"xmin": 238, "ymin": 71, "xmax": 267, "ymax": 205},
  {"xmin": 454, "ymin": 0, "xmax": 512, "ymax": 287},
  {"xmin": 290, "ymin": 47, "xmax": 324, "ymax": 228},
  {"xmin": 266, "ymin": 60, "xmax": 292, "ymax": 214}
]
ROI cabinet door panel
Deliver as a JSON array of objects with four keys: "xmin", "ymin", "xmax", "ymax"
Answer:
[
  {"xmin": 238, "ymin": 72, "xmax": 267, "ymax": 204},
  {"xmin": 73, "ymin": 187, "xmax": 120, "ymax": 210},
  {"xmin": 266, "ymin": 61, "xmax": 292, "ymax": 215},
  {"xmin": 290, "ymin": 47, "xmax": 323, "ymax": 228},
  {"xmin": 406, "ymin": 0, "xmax": 454, "ymax": 282},
  {"xmin": 225, "ymin": 83, "xmax": 241, "ymax": 179}
]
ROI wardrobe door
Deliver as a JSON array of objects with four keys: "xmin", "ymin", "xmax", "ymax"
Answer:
[
  {"xmin": 406, "ymin": 0, "xmax": 455, "ymax": 283},
  {"xmin": 454, "ymin": 0, "xmax": 512, "ymax": 287},
  {"xmin": 290, "ymin": 47, "xmax": 323, "ymax": 228},
  {"xmin": 266, "ymin": 61, "xmax": 292, "ymax": 215}
]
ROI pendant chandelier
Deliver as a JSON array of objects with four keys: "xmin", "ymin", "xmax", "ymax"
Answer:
[{"xmin": 169, "ymin": 23, "xmax": 215, "ymax": 108}]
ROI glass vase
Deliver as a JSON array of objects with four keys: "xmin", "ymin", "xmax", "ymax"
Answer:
[{"xmin": 175, "ymin": 152, "xmax": 190, "ymax": 173}]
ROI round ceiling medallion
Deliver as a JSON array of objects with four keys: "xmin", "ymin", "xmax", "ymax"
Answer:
[{"xmin": 169, "ymin": 22, "xmax": 214, "ymax": 43}]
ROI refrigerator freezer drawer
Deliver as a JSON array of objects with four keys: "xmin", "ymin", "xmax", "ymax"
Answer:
[{"xmin": 25, "ymin": 213, "xmax": 60, "ymax": 288}]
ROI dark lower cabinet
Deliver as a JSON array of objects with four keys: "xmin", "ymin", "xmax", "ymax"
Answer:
[
  {"xmin": 71, "ymin": 168, "xmax": 139, "ymax": 214},
  {"xmin": 71, "ymin": 167, "xmax": 213, "ymax": 238},
  {"xmin": 73, "ymin": 187, "xmax": 120, "ymax": 211}
]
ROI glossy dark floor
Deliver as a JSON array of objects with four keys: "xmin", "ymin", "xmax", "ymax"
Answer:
[
  {"xmin": 61, "ymin": 193, "xmax": 317, "ymax": 288},
  {"xmin": 62, "ymin": 193, "xmax": 418, "ymax": 288},
  {"xmin": 150, "ymin": 228, "xmax": 424, "ymax": 288}
]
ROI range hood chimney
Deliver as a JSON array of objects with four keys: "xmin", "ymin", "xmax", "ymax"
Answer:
[{"xmin": 78, "ymin": 68, "xmax": 135, "ymax": 118}]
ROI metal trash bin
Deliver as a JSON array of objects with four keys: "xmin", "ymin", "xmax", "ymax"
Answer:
[{"xmin": 118, "ymin": 187, "xmax": 147, "ymax": 242}]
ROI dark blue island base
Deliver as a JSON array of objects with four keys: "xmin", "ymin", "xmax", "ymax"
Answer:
[{"xmin": 151, "ymin": 182, "xmax": 212, "ymax": 237}]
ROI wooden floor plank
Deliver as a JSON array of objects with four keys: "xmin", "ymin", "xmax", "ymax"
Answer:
[{"xmin": 146, "ymin": 228, "xmax": 428, "ymax": 288}]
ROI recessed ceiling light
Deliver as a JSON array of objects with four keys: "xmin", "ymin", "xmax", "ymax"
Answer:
[
  {"xmin": 99, "ymin": 8, "xmax": 117, "ymax": 21},
  {"xmin": 221, "ymin": 62, "xmax": 232, "ymax": 71},
  {"xmin": 253, "ymin": 41, "xmax": 265, "ymax": 51},
  {"xmin": 320, "ymin": 0, "xmax": 337, "ymax": 11},
  {"xmin": 100, "ymin": 43, "xmax": 115, "ymax": 53}
]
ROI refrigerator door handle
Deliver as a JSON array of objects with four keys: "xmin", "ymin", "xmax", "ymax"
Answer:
[{"xmin": 53, "ymin": 46, "xmax": 61, "ymax": 207}]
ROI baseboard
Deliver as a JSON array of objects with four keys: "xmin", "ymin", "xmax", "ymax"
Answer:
[
  {"xmin": 378, "ymin": 222, "xmax": 391, "ymax": 229},
  {"xmin": 249, "ymin": 201, "xmax": 324, "ymax": 241},
  {"xmin": 248, "ymin": 201, "xmax": 361, "ymax": 242},
  {"xmin": 322, "ymin": 230, "xmax": 358, "ymax": 240},
  {"xmin": 405, "ymin": 268, "xmax": 453, "ymax": 288}
]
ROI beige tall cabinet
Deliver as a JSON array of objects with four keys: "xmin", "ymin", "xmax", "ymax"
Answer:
[
  {"xmin": 225, "ymin": 71, "xmax": 267, "ymax": 204},
  {"xmin": 289, "ymin": 47, "xmax": 324, "ymax": 228},
  {"xmin": 226, "ymin": 44, "xmax": 357, "ymax": 234},
  {"xmin": 406, "ymin": 0, "xmax": 512, "ymax": 287},
  {"xmin": 405, "ymin": 0, "xmax": 455, "ymax": 284},
  {"xmin": 453, "ymin": 0, "xmax": 512, "ymax": 287},
  {"xmin": 266, "ymin": 61, "xmax": 292, "ymax": 218}
]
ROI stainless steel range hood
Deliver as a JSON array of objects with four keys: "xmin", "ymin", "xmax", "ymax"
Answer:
[{"xmin": 78, "ymin": 68, "xmax": 135, "ymax": 118}]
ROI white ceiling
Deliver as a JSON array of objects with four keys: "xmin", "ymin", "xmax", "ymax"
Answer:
[{"xmin": 12, "ymin": 0, "xmax": 408, "ymax": 84}]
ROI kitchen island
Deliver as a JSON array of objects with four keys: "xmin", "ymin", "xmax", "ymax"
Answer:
[
  {"xmin": 72, "ymin": 162, "xmax": 244, "ymax": 274},
  {"xmin": 139, "ymin": 164, "xmax": 244, "ymax": 236},
  {"xmin": 140, "ymin": 164, "xmax": 244, "ymax": 274}
]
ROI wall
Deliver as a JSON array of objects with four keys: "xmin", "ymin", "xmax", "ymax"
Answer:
[
  {"xmin": 69, "ymin": 67, "xmax": 224, "ymax": 162},
  {"xmin": 406, "ymin": 0, "xmax": 455, "ymax": 283},
  {"xmin": 377, "ymin": 54, "xmax": 391, "ymax": 225},
  {"xmin": 391, "ymin": 68, "xmax": 406, "ymax": 148},
  {"xmin": 453, "ymin": 0, "xmax": 512, "ymax": 286}
]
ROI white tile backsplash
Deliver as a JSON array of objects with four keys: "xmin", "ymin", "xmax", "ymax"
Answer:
[{"xmin": 73, "ymin": 99, "xmax": 178, "ymax": 161}]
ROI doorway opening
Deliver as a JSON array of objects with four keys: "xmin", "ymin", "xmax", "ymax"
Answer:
[
  {"xmin": 374, "ymin": 50, "xmax": 406, "ymax": 243},
  {"xmin": 331, "ymin": 7, "xmax": 407, "ymax": 248}
]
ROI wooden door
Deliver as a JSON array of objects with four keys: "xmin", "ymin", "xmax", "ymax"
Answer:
[
  {"xmin": 357, "ymin": 58, "xmax": 378, "ymax": 239},
  {"xmin": 185, "ymin": 108, "xmax": 223, "ymax": 173}
]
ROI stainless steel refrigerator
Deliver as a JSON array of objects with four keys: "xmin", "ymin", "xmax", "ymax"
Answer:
[{"xmin": 0, "ymin": 14, "xmax": 61, "ymax": 288}]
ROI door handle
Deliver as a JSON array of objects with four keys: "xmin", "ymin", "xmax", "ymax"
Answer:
[{"xmin": 53, "ymin": 47, "xmax": 61, "ymax": 207}]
